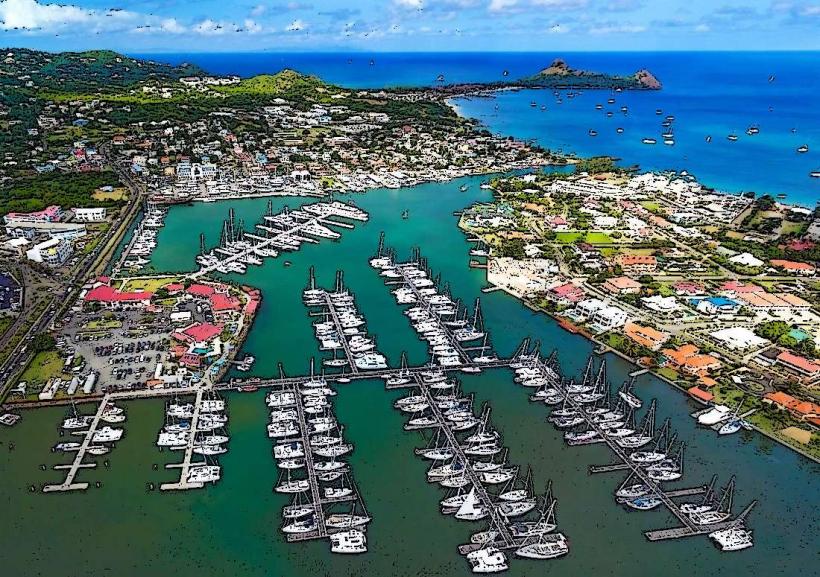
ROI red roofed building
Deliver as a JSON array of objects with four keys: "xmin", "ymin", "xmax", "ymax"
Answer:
[
  {"xmin": 187, "ymin": 283, "xmax": 216, "ymax": 297},
  {"xmin": 614, "ymin": 254, "xmax": 657, "ymax": 276},
  {"xmin": 550, "ymin": 282, "xmax": 585, "ymax": 305},
  {"xmin": 688, "ymin": 386, "xmax": 714, "ymax": 403},
  {"xmin": 84, "ymin": 284, "xmax": 152, "ymax": 309},
  {"xmin": 672, "ymin": 281, "xmax": 704, "ymax": 296},
  {"xmin": 180, "ymin": 352, "xmax": 203, "ymax": 368},
  {"xmin": 165, "ymin": 283, "xmax": 184, "ymax": 293},
  {"xmin": 210, "ymin": 292, "xmax": 242, "ymax": 312},
  {"xmin": 769, "ymin": 259, "xmax": 816, "ymax": 276},
  {"xmin": 763, "ymin": 391, "xmax": 820, "ymax": 423},
  {"xmin": 174, "ymin": 322, "xmax": 223, "ymax": 344},
  {"xmin": 775, "ymin": 350, "xmax": 820, "ymax": 381},
  {"xmin": 719, "ymin": 281, "xmax": 764, "ymax": 295}
]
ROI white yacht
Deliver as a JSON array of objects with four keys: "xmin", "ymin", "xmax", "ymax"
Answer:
[
  {"xmin": 187, "ymin": 464, "xmax": 221, "ymax": 484},
  {"xmin": 697, "ymin": 405, "xmax": 732, "ymax": 426},
  {"xmin": 329, "ymin": 529, "xmax": 367, "ymax": 554},
  {"xmin": 709, "ymin": 527, "xmax": 753, "ymax": 551},
  {"xmin": 514, "ymin": 532, "xmax": 569, "ymax": 559},
  {"xmin": 467, "ymin": 547, "xmax": 508, "ymax": 573},
  {"xmin": 92, "ymin": 426, "xmax": 123, "ymax": 443}
]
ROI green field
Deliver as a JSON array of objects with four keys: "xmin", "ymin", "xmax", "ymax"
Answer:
[
  {"xmin": 554, "ymin": 231, "xmax": 613, "ymax": 244},
  {"xmin": 18, "ymin": 350, "xmax": 66, "ymax": 385}
]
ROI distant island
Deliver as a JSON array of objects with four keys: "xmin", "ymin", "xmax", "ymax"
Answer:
[
  {"xmin": 521, "ymin": 58, "xmax": 661, "ymax": 90},
  {"xmin": 381, "ymin": 57, "xmax": 661, "ymax": 100}
]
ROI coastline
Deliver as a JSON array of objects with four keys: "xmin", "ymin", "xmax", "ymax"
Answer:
[{"xmin": 477, "ymin": 264, "xmax": 820, "ymax": 466}]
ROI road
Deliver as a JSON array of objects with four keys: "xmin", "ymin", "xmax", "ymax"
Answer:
[{"xmin": 0, "ymin": 150, "xmax": 146, "ymax": 405}]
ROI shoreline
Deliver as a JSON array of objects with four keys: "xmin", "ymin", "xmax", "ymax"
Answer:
[{"xmin": 477, "ymin": 268, "xmax": 820, "ymax": 466}]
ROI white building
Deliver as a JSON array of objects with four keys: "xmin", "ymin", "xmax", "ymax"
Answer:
[
  {"xmin": 73, "ymin": 207, "xmax": 107, "ymax": 222},
  {"xmin": 591, "ymin": 305, "xmax": 629, "ymax": 331},
  {"xmin": 710, "ymin": 327, "xmax": 769, "ymax": 351},
  {"xmin": 26, "ymin": 237, "xmax": 72, "ymax": 266},
  {"xmin": 729, "ymin": 252, "xmax": 764, "ymax": 268}
]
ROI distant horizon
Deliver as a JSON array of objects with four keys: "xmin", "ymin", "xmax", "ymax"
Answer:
[{"xmin": 1, "ymin": 1, "xmax": 819, "ymax": 53}]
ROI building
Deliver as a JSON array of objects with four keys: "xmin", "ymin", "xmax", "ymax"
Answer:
[
  {"xmin": 73, "ymin": 207, "xmax": 107, "ymax": 222},
  {"xmin": 614, "ymin": 254, "xmax": 657, "ymax": 275},
  {"xmin": 84, "ymin": 284, "xmax": 153, "ymax": 309},
  {"xmin": 25, "ymin": 237, "xmax": 72, "ymax": 266},
  {"xmin": 709, "ymin": 327, "xmax": 769, "ymax": 351},
  {"xmin": 623, "ymin": 322, "xmax": 670, "ymax": 351},
  {"xmin": 728, "ymin": 252, "xmax": 764, "ymax": 268},
  {"xmin": 775, "ymin": 350, "xmax": 820, "ymax": 381},
  {"xmin": 549, "ymin": 282, "xmax": 586, "ymax": 305},
  {"xmin": 733, "ymin": 292, "xmax": 812, "ymax": 312},
  {"xmin": 4, "ymin": 221, "xmax": 87, "ymax": 241},
  {"xmin": 603, "ymin": 276, "xmax": 642, "ymax": 295},
  {"xmin": 3, "ymin": 205, "xmax": 63, "ymax": 224},
  {"xmin": 769, "ymin": 259, "xmax": 816, "ymax": 276},
  {"xmin": 691, "ymin": 296, "xmax": 739, "ymax": 315},
  {"xmin": 662, "ymin": 344, "xmax": 722, "ymax": 376},
  {"xmin": 590, "ymin": 305, "xmax": 629, "ymax": 331},
  {"xmin": 763, "ymin": 392, "xmax": 820, "ymax": 424}
]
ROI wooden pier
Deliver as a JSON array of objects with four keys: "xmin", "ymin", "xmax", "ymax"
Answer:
[
  {"xmin": 532, "ymin": 355, "xmax": 757, "ymax": 544},
  {"xmin": 42, "ymin": 394, "xmax": 113, "ymax": 493},
  {"xmin": 160, "ymin": 388, "xmax": 206, "ymax": 491}
]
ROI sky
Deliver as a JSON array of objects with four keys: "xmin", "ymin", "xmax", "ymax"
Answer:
[{"xmin": 0, "ymin": 0, "xmax": 819, "ymax": 53}]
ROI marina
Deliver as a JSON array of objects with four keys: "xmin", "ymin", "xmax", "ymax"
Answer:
[
  {"xmin": 157, "ymin": 388, "xmax": 229, "ymax": 491},
  {"xmin": 43, "ymin": 395, "xmax": 124, "ymax": 492},
  {"xmin": 113, "ymin": 203, "xmax": 168, "ymax": 275},
  {"xmin": 191, "ymin": 199, "xmax": 368, "ymax": 279},
  {"xmin": 3, "ymin": 177, "xmax": 814, "ymax": 577}
]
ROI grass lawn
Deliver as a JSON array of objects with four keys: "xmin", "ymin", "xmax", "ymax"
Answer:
[
  {"xmin": 0, "ymin": 316, "xmax": 13, "ymax": 337},
  {"xmin": 656, "ymin": 367, "xmax": 679, "ymax": 381},
  {"xmin": 779, "ymin": 220, "xmax": 807, "ymax": 235},
  {"xmin": 85, "ymin": 319, "xmax": 122, "ymax": 330},
  {"xmin": 554, "ymin": 231, "xmax": 612, "ymax": 244},
  {"xmin": 640, "ymin": 201, "xmax": 661, "ymax": 212},
  {"xmin": 92, "ymin": 187, "xmax": 128, "ymax": 201},
  {"xmin": 19, "ymin": 350, "xmax": 67, "ymax": 385},
  {"xmin": 119, "ymin": 276, "xmax": 179, "ymax": 293}
]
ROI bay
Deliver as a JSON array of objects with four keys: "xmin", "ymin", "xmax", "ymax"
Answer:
[{"xmin": 2, "ymin": 177, "xmax": 817, "ymax": 576}]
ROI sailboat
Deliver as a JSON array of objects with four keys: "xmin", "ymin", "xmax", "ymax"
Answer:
[
  {"xmin": 455, "ymin": 486, "xmax": 489, "ymax": 521},
  {"xmin": 617, "ymin": 399, "xmax": 656, "ymax": 449},
  {"xmin": 680, "ymin": 475, "xmax": 718, "ymax": 515},
  {"xmin": 617, "ymin": 377, "xmax": 642, "ymax": 409},
  {"xmin": 689, "ymin": 477, "xmax": 736, "ymax": 525},
  {"xmin": 646, "ymin": 442, "xmax": 685, "ymax": 482},
  {"xmin": 513, "ymin": 486, "xmax": 569, "ymax": 558}
]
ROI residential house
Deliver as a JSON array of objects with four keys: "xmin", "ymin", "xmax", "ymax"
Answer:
[
  {"xmin": 624, "ymin": 322, "xmax": 670, "ymax": 351},
  {"xmin": 603, "ymin": 276, "xmax": 642, "ymax": 295}
]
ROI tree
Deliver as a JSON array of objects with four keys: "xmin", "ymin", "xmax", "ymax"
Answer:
[{"xmin": 31, "ymin": 333, "xmax": 56, "ymax": 353}]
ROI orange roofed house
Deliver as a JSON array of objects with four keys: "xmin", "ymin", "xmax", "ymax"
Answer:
[
  {"xmin": 775, "ymin": 350, "xmax": 820, "ymax": 383},
  {"xmin": 661, "ymin": 344, "xmax": 722, "ymax": 376},
  {"xmin": 623, "ymin": 322, "xmax": 670, "ymax": 351},
  {"xmin": 614, "ymin": 254, "xmax": 657, "ymax": 276},
  {"xmin": 763, "ymin": 391, "xmax": 820, "ymax": 427}
]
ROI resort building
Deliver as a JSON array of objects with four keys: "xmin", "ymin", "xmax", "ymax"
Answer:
[
  {"xmin": 763, "ymin": 392, "xmax": 820, "ymax": 424},
  {"xmin": 3, "ymin": 205, "xmax": 63, "ymax": 224},
  {"xmin": 83, "ymin": 284, "xmax": 153, "ymax": 309},
  {"xmin": 661, "ymin": 344, "xmax": 722, "ymax": 376},
  {"xmin": 709, "ymin": 327, "xmax": 769, "ymax": 351},
  {"xmin": 25, "ymin": 237, "xmax": 72, "ymax": 266},
  {"xmin": 73, "ymin": 207, "xmax": 107, "ymax": 222},
  {"xmin": 614, "ymin": 254, "xmax": 657, "ymax": 275}
]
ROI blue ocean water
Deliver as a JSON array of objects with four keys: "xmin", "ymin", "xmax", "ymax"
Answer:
[{"xmin": 137, "ymin": 52, "xmax": 820, "ymax": 205}]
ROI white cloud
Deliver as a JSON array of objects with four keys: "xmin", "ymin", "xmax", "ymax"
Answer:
[
  {"xmin": 250, "ymin": 4, "xmax": 266, "ymax": 17},
  {"xmin": 194, "ymin": 19, "xmax": 228, "ymax": 35},
  {"xmin": 532, "ymin": 0, "xmax": 588, "ymax": 8},
  {"xmin": 160, "ymin": 18, "xmax": 186, "ymax": 34},
  {"xmin": 694, "ymin": 23, "xmax": 710, "ymax": 32},
  {"xmin": 548, "ymin": 23, "xmax": 569, "ymax": 33},
  {"xmin": 285, "ymin": 18, "xmax": 305, "ymax": 31},
  {"xmin": 0, "ymin": 0, "xmax": 137, "ymax": 31},
  {"xmin": 489, "ymin": 0, "xmax": 518, "ymax": 12},
  {"xmin": 394, "ymin": 0, "xmax": 424, "ymax": 7},
  {"xmin": 243, "ymin": 19, "xmax": 262, "ymax": 33}
]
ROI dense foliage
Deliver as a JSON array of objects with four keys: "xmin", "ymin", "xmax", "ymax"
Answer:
[{"xmin": 0, "ymin": 171, "xmax": 124, "ymax": 214}]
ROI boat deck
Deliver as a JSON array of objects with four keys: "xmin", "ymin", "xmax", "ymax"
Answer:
[
  {"xmin": 42, "ymin": 394, "xmax": 113, "ymax": 493},
  {"xmin": 160, "ymin": 388, "xmax": 207, "ymax": 491}
]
